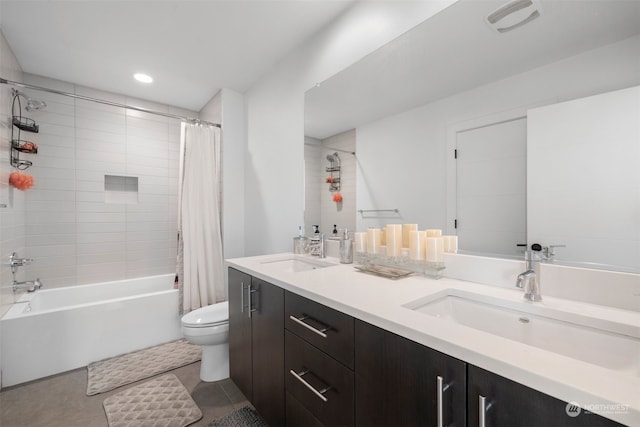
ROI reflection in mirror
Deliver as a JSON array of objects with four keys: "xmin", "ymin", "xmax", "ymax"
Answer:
[
  {"xmin": 304, "ymin": 0, "xmax": 640, "ymax": 271},
  {"xmin": 303, "ymin": 130, "xmax": 356, "ymax": 237}
]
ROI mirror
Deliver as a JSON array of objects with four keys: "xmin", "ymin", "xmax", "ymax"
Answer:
[{"xmin": 304, "ymin": 0, "xmax": 640, "ymax": 271}]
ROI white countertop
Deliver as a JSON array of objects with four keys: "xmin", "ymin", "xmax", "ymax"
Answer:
[{"xmin": 226, "ymin": 253, "xmax": 640, "ymax": 426}]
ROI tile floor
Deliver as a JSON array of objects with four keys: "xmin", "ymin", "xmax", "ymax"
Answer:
[{"xmin": 0, "ymin": 361, "xmax": 249, "ymax": 427}]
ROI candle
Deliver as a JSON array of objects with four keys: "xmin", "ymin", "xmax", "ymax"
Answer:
[
  {"xmin": 409, "ymin": 230, "xmax": 426, "ymax": 261},
  {"xmin": 443, "ymin": 235, "xmax": 458, "ymax": 253},
  {"xmin": 426, "ymin": 229, "xmax": 442, "ymax": 237},
  {"xmin": 367, "ymin": 228, "xmax": 381, "ymax": 255},
  {"xmin": 402, "ymin": 224, "xmax": 418, "ymax": 249},
  {"xmin": 426, "ymin": 236, "xmax": 444, "ymax": 263},
  {"xmin": 354, "ymin": 232, "xmax": 368, "ymax": 254},
  {"xmin": 385, "ymin": 224, "xmax": 403, "ymax": 257}
]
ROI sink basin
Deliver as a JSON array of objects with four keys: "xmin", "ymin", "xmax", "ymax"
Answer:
[
  {"xmin": 260, "ymin": 256, "xmax": 335, "ymax": 273},
  {"xmin": 406, "ymin": 291, "xmax": 640, "ymax": 375}
]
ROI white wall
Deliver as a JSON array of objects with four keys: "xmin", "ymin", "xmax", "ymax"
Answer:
[
  {"xmin": 17, "ymin": 74, "xmax": 198, "ymax": 288},
  {"xmin": 0, "ymin": 30, "xmax": 23, "ymax": 317},
  {"xmin": 304, "ymin": 136, "xmax": 321, "ymax": 235},
  {"xmin": 243, "ymin": 1, "xmax": 455, "ymax": 255},
  {"xmin": 528, "ymin": 86, "xmax": 640, "ymax": 271},
  {"xmin": 0, "ymin": 30, "xmax": 23, "ymax": 386},
  {"xmin": 355, "ymin": 35, "xmax": 640, "ymax": 239},
  {"xmin": 200, "ymin": 88, "xmax": 246, "ymax": 260}
]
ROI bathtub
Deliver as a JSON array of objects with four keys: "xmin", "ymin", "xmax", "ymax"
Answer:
[{"xmin": 1, "ymin": 274, "xmax": 182, "ymax": 387}]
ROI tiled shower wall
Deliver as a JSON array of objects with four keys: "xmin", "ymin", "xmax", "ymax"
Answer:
[
  {"xmin": 19, "ymin": 74, "xmax": 197, "ymax": 288},
  {"xmin": 304, "ymin": 129, "xmax": 356, "ymax": 236}
]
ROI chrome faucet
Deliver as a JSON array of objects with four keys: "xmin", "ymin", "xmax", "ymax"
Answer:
[
  {"xmin": 516, "ymin": 250, "xmax": 541, "ymax": 302},
  {"xmin": 13, "ymin": 278, "xmax": 42, "ymax": 292},
  {"xmin": 9, "ymin": 252, "xmax": 34, "ymax": 274}
]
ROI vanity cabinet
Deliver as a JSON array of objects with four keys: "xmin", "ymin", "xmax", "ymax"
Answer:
[
  {"xmin": 228, "ymin": 266, "xmax": 627, "ymax": 427},
  {"xmin": 284, "ymin": 291, "xmax": 355, "ymax": 426},
  {"xmin": 228, "ymin": 268, "xmax": 285, "ymax": 427},
  {"xmin": 468, "ymin": 365, "xmax": 625, "ymax": 427},
  {"xmin": 355, "ymin": 320, "xmax": 466, "ymax": 427}
]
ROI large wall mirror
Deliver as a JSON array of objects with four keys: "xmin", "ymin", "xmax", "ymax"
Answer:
[{"xmin": 304, "ymin": 0, "xmax": 640, "ymax": 272}]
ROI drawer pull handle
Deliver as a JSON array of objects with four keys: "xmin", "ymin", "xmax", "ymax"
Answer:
[
  {"xmin": 289, "ymin": 369, "xmax": 330, "ymax": 402},
  {"xmin": 289, "ymin": 315, "xmax": 329, "ymax": 338},
  {"xmin": 436, "ymin": 375, "xmax": 451, "ymax": 427}
]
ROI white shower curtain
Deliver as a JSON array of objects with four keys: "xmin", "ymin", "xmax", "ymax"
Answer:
[{"xmin": 177, "ymin": 122, "xmax": 225, "ymax": 313}]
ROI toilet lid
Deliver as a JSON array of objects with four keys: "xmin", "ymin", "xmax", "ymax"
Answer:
[{"xmin": 182, "ymin": 301, "xmax": 229, "ymax": 327}]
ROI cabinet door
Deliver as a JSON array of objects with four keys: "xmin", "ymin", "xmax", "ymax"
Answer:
[
  {"xmin": 228, "ymin": 268, "xmax": 253, "ymax": 400},
  {"xmin": 251, "ymin": 278, "xmax": 285, "ymax": 427},
  {"xmin": 355, "ymin": 320, "xmax": 466, "ymax": 427},
  {"xmin": 467, "ymin": 365, "xmax": 625, "ymax": 427}
]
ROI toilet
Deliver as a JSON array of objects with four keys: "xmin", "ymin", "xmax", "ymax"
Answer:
[{"xmin": 181, "ymin": 301, "xmax": 229, "ymax": 382}]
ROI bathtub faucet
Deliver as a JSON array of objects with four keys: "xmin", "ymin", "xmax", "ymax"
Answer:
[{"xmin": 13, "ymin": 278, "xmax": 42, "ymax": 292}]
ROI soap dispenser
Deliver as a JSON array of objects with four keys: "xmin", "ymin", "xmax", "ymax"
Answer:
[
  {"xmin": 340, "ymin": 228, "xmax": 353, "ymax": 264},
  {"xmin": 293, "ymin": 225, "xmax": 309, "ymax": 254}
]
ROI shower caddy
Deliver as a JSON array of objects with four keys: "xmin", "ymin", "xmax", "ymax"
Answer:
[
  {"xmin": 325, "ymin": 155, "xmax": 340, "ymax": 193},
  {"xmin": 10, "ymin": 89, "xmax": 39, "ymax": 170}
]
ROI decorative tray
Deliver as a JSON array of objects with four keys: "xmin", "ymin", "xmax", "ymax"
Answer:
[{"xmin": 354, "ymin": 264, "xmax": 414, "ymax": 279}]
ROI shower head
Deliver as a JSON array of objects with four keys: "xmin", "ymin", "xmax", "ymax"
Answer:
[
  {"xmin": 326, "ymin": 152, "xmax": 340, "ymax": 163},
  {"xmin": 25, "ymin": 98, "xmax": 47, "ymax": 112},
  {"xmin": 13, "ymin": 89, "xmax": 47, "ymax": 111}
]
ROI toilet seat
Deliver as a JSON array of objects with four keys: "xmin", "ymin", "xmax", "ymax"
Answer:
[{"xmin": 181, "ymin": 301, "xmax": 229, "ymax": 328}]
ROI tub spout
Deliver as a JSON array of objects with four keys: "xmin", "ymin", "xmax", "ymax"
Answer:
[{"xmin": 13, "ymin": 278, "xmax": 42, "ymax": 292}]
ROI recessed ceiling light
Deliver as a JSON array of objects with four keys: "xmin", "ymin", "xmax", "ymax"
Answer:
[{"xmin": 134, "ymin": 73, "xmax": 153, "ymax": 84}]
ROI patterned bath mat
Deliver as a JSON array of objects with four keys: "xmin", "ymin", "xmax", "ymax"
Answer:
[
  {"xmin": 87, "ymin": 339, "xmax": 201, "ymax": 396},
  {"xmin": 103, "ymin": 373, "xmax": 202, "ymax": 427},
  {"xmin": 208, "ymin": 406, "xmax": 267, "ymax": 427}
]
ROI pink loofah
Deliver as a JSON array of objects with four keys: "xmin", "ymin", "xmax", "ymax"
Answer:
[
  {"xmin": 332, "ymin": 192, "xmax": 343, "ymax": 203},
  {"xmin": 9, "ymin": 172, "xmax": 35, "ymax": 191}
]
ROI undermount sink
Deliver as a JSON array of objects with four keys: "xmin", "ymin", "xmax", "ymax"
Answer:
[
  {"xmin": 405, "ymin": 290, "xmax": 640, "ymax": 376},
  {"xmin": 260, "ymin": 256, "xmax": 336, "ymax": 273}
]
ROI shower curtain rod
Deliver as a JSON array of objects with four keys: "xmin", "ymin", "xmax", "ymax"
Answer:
[
  {"xmin": 303, "ymin": 142, "xmax": 355, "ymax": 156},
  {"xmin": 0, "ymin": 77, "xmax": 221, "ymax": 128}
]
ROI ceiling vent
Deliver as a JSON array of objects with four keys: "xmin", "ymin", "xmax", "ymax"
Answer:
[{"xmin": 486, "ymin": 0, "xmax": 542, "ymax": 33}]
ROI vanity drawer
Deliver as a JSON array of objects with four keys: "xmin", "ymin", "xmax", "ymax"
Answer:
[
  {"xmin": 285, "ymin": 291, "xmax": 354, "ymax": 369},
  {"xmin": 285, "ymin": 331, "xmax": 354, "ymax": 427},
  {"xmin": 286, "ymin": 392, "xmax": 324, "ymax": 427}
]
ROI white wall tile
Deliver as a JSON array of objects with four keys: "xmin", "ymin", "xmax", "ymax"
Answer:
[{"xmin": 5, "ymin": 75, "xmax": 184, "ymax": 291}]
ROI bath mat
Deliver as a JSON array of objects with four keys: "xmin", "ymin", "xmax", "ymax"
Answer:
[
  {"xmin": 87, "ymin": 339, "xmax": 201, "ymax": 396},
  {"xmin": 103, "ymin": 373, "xmax": 202, "ymax": 427},
  {"xmin": 208, "ymin": 406, "xmax": 267, "ymax": 427}
]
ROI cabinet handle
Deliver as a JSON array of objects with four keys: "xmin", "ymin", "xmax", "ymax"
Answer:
[
  {"xmin": 479, "ymin": 395, "xmax": 493, "ymax": 427},
  {"xmin": 248, "ymin": 284, "xmax": 257, "ymax": 318},
  {"xmin": 289, "ymin": 369, "xmax": 331, "ymax": 403},
  {"xmin": 240, "ymin": 281, "xmax": 244, "ymax": 313},
  {"xmin": 436, "ymin": 375, "xmax": 451, "ymax": 427},
  {"xmin": 289, "ymin": 314, "xmax": 329, "ymax": 338}
]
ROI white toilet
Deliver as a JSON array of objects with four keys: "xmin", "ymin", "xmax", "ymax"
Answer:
[{"xmin": 181, "ymin": 301, "xmax": 229, "ymax": 382}]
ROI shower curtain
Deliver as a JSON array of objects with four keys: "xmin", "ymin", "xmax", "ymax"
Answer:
[{"xmin": 176, "ymin": 122, "xmax": 224, "ymax": 314}]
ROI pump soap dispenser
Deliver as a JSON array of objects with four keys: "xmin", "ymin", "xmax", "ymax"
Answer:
[{"xmin": 340, "ymin": 228, "xmax": 353, "ymax": 264}]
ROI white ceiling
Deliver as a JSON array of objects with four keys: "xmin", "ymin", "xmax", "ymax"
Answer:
[
  {"xmin": 0, "ymin": 0, "xmax": 356, "ymax": 112},
  {"xmin": 305, "ymin": 0, "xmax": 640, "ymax": 139}
]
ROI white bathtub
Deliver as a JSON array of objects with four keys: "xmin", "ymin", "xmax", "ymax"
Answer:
[{"xmin": 1, "ymin": 274, "xmax": 182, "ymax": 387}]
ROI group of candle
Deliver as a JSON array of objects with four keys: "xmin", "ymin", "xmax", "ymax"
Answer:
[{"xmin": 353, "ymin": 225, "xmax": 458, "ymax": 263}]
